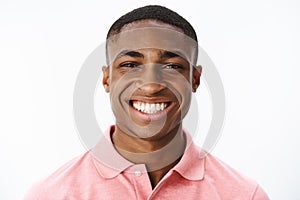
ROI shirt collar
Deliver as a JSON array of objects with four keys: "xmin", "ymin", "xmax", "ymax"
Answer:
[
  {"xmin": 90, "ymin": 125, "xmax": 205, "ymax": 180},
  {"xmin": 90, "ymin": 126, "xmax": 133, "ymax": 179},
  {"xmin": 171, "ymin": 128, "xmax": 205, "ymax": 181}
]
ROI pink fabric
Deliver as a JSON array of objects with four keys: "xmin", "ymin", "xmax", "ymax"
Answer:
[{"xmin": 25, "ymin": 126, "xmax": 269, "ymax": 200}]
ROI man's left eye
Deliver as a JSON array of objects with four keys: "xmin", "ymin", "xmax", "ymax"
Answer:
[{"xmin": 164, "ymin": 64, "xmax": 182, "ymax": 69}]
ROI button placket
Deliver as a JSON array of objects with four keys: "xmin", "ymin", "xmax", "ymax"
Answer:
[
  {"xmin": 127, "ymin": 164, "xmax": 152, "ymax": 199},
  {"xmin": 134, "ymin": 170, "xmax": 142, "ymax": 177}
]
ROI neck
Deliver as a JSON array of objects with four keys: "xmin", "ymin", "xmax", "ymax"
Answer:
[{"xmin": 112, "ymin": 124, "xmax": 186, "ymax": 188}]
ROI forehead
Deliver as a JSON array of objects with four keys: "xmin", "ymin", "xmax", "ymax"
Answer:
[{"xmin": 107, "ymin": 20, "xmax": 197, "ymax": 64}]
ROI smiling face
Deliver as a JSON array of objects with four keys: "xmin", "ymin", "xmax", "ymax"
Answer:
[{"xmin": 103, "ymin": 20, "xmax": 201, "ymax": 141}]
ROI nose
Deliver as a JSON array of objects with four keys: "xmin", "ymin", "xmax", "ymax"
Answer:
[{"xmin": 135, "ymin": 64, "xmax": 166, "ymax": 95}]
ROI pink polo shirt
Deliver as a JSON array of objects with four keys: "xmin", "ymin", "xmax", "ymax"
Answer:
[{"xmin": 25, "ymin": 126, "xmax": 269, "ymax": 200}]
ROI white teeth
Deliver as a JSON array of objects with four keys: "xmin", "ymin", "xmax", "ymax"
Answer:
[
  {"xmin": 141, "ymin": 103, "xmax": 145, "ymax": 111},
  {"xmin": 150, "ymin": 104, "xmax": 155, "ymax": 114},
  {"xmin": 132, "ymin": 101, "xmax": 168, "ymax": 114},
  {"xmin": 156, "ymin": 103, "xmax": 160, "ymax": 111},
  {"xmin": 145, "ymin": 103, "xmax": 150, "ymax": 112}
]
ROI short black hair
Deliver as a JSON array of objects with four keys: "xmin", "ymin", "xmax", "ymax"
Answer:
[
  {"xmin": 107, "ymin": 5, "xmax": 198, "ymax": 42},
  {"xmin": 106, "ymin": 5, "xmax": 198, "ymax": 65}
]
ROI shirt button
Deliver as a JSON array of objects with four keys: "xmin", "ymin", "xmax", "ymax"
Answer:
[{"xmin": 134, "ymin": 170, "xmax": 142, "ymax": 177}]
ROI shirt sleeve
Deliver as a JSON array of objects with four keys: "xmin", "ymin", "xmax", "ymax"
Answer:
[{"xmin": 251, "ymin": 184, "xmax": 270, "ymax": 200}]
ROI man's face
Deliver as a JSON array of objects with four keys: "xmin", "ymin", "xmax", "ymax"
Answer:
[{"xmin": 103, "ymin": 20, "xmax": 201, "ymax": 140}]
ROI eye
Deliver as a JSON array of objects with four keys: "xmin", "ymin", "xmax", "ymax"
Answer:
[
  {"xmin": 164, "ymin": 64, "xmax": 182, "ymax": 69},
  {"xmin": 119, "ymin": 62, "xmax": 138, "ymax": 68}
]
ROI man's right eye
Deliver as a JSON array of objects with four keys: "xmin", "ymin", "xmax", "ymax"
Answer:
[{"xmin": 119, "ymin": 63, "xmax": 138, "ymax": 68}]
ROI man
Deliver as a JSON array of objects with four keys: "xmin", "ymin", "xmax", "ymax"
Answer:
[{"xmin": 25, "ymin": 5, "xmax": 269, "ymax": 199}]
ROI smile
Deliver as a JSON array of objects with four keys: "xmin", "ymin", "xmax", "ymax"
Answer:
[{"xmin": 131, "ymin": 100, "xmax": 169, "ymax": 114}]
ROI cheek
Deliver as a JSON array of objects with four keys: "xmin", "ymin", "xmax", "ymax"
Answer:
[
  {"xmin": 180, "ymin": 87, "xmax": 192, "ymax": 109},
  {"xmin": 109, "ymin": 73, "xmax": 134, "ymax": 94},
  {"xmin": 109, "ymin": 75, "xmax": 137, "ymax": 110},
  {"xmin": 171, "ymin": 80, "xmax": 192, "ymax": 112},
  {"xmin": 163, "ymin": 69, "xmax": 192, "ymax": 88}
]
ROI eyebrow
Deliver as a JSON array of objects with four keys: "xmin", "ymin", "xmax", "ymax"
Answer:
[
  {"xmin": 115, "ymin": 50, "xmax": 144, "ymax": 59},
  {"xmin": 114, "ymin": 49, "xmax": 189, "ymax": 63},
  {"xmin": 159, "ymin": 50, "xmax": 188, "ymax": 61}
]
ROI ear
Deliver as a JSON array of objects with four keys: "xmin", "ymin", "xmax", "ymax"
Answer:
[
  {"xmin": 192, "ymin": 65, "xmax": 202, "ymax": 92},
  {"xmin": 102, "ymin": 66, "xmax": 110, "ymax": 93}
]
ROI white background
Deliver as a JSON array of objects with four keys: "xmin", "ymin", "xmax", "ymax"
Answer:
[{"xmin": 0, "ymin": 0, "xmax": 299, "ymax": 199}]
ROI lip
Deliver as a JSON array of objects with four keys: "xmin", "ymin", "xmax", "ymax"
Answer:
[{"xmin": 128, "ymin": 98, "xmax": 175, "ymax": 121}]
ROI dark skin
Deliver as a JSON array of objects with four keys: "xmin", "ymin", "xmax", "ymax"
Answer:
[{"xmin": 102, "ymin": 20, "xmax": 201, "ymax": 188}]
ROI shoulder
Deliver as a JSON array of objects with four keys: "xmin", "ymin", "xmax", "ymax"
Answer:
[
  {"xmin": 204, "ymin": 153, "xmax": 256, "ymax": 185},
  {"xmin": 24, "ymin": 151, "xmax": 96, "ymax": 200},
  {"xmin": 203, "ymin": 152, "xmax": 269, "ymax": 199}
]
